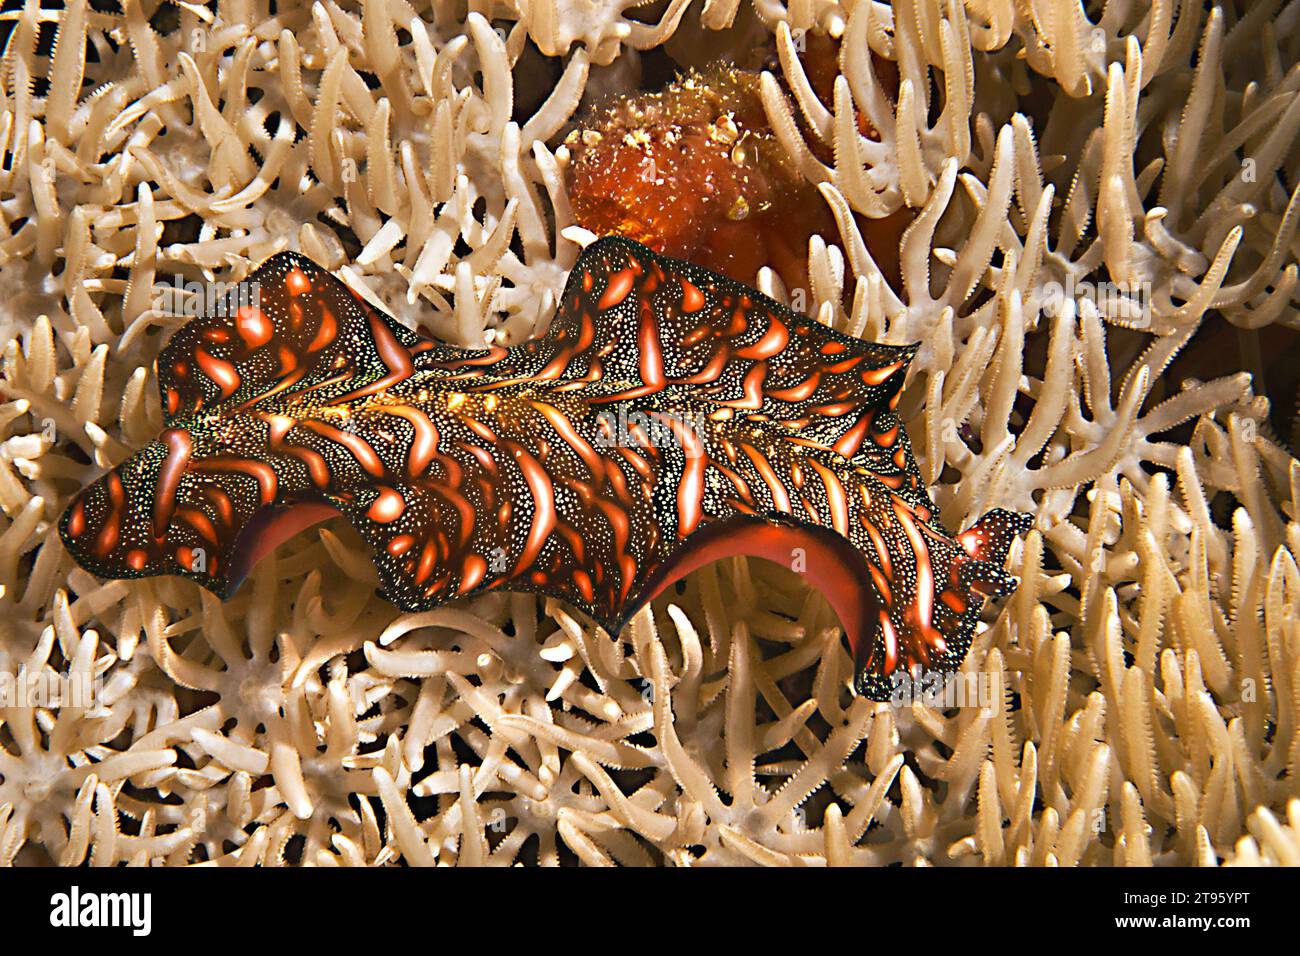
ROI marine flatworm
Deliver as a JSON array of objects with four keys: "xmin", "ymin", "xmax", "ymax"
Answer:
[{"xmin": 59, "ymin": 238, "xmax": 1029, "ymax": 700}]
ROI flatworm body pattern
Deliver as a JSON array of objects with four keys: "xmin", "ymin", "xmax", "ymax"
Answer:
[{"xmin": 59, "ymin": 238, "xmax": 1030, "ymax": 700}]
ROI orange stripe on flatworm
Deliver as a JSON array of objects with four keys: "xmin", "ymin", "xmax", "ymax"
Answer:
[
  {"xmin": 893, "ymin": 500, "xmax": 938, "ymax": 652},
  {"xmin": 940, "ymin": 590, "xmax": 966, "ymax": 613},
  {"xmin": 679, "ymin": 279, "xmax": 705, "ymax": 312},
  {"xmin": 741, "ymin": 444, "xmax": 791, "ymax": 513},
  {"xmin": 277, "ymin": 346, "xmax": 299, "ymax": 376},
  {"xmin": 832, "ymin": 412, "xmax": 874, "ymax": 458},
  {"xmin": 265, "ymin": 414, "xmax": 293, "ymax": 445},
  {"xmin": 616, "ymin": 446, "xmax": 652, "ymax": 480},
  {"xmin": 806, "ymin": 402, "xmax": 851, "ymax": 419},
  {"xmin": 67, "ymin": 501, "xmax": 86, "ymax": 537},
  {"xmin": 378, "ymin": 405, "xmax": 439, "ymax": 477},
  {"xmin": 880, "ymin": 612, "xmax": 899, "ymax": 672},
  {"xmin": 236, "ymin": 306, "xmax": 272, "ymax": 348},
  {"xmin": 300, "ymin": 421, "xmax": 385, "ymax": 478},
  {"xmin": 618, "ymin": 555, "xmax": 637, "ymax": 602},
  {"xmin": 673, "ymin": 346, "xmax": 730, "ymax": 385},
  {"xmin": 712, "ymin": 461, "xmax": 754, "ymax": 505},
  {"xmin": 126, "ymin": 549, "xmax": 148, "ymax": 571},
  {"xmin": 824, "ymin": 355, "xmax": 864, "ymax": 373},
  {"xmin": 577, "ymin": 312, "xmax": 595, "ymax": 351},
  {"xmin": 166, "ymin": 389, "xmax": 180, "ymax": 414},
  {"xmin": 367, "ymin": 487, "xmax": 406, "ymax": 523},
  {"xmin": 875, "ymin": 425, "xmax": 899, "ymax": 447},
  {"xmin": 531, "ymin": 402, "xmax": 601, "ymax": 476},
  {"xmin": 196, "ymin": 457, "xmax": 278, "ymax": 505},
  {"xmin": 736, "ymin": 316, "xmax": 788, "ymax": 360},
  {"xmin": 459, "ymin": 555, "xmax": 487, "ymax": 593},
  {"xmin": 177, "ymin": 507, "xmax": 219, "ymax": 545},
  {"xmin": 434, "ymin": 484, "xmax": 475, "ymax": 547},
  {"xmin": 154, "ymin": 428, "xmax": 193, "ymax": 537},
  {"xmin": 821, "ymin": 341, "xmax": 846, "ymax": 355},
  {"xmin": 286, "ymin": 267, "xmax": 312, "ymax": 296},
  {"xmin": 464, "ymin": 418, "xmax": 497, "ymax": 444},
  {"xmin": 307, "ymin": 307, "xmax": 336, "ymax": 352},
  {"xmin": 863, "ymin": 520, "xmax": 891, "ymax": 577},
  {"xmin": 582, "ymin": 270, "xmax": 593, "ymax": 291},
  {"xmin": 202, "ymin": 487, "xmax": 235, "ymax": 527},
  {"xmin": 195, "ymin": 348, "xmax": 241, "ymax": 398},
  {"xmin": 809, "ymin": 460, "xmax": 849, "ymax": 535},
  {"xmin": 556, "ymin": 521, "xmax": 586, "ymax": 564},
  {"xmin": 719, "ymin": 364, "xmax": 767, "ymax": 410},
  {"xmin": 587, "ymin": 382, "xmax": 665, "ymax": 403},
  {"xmin": 414, "ymin": 539, "xmax": 437, "ymax": 585},
  {"xmin": 594, "ymin": 498, "xmax": 630, "ymax": 562},
  {"xmin": 268, "ymin": 419, "xmax": 332, "ymax": 488},
  {"xmin": 572, "ymin": 568, "xmax": 594, "ymax": 603},
  {"xmin": 387, "ymin": 534, "xmax": 415, "ymax": 556},
  {"xmin": 651, "ymin": 412, "xmax": 705, "ymax": 537},
  {"xmin": 435, "ymin": 345, "xmax": 510, "ymax": 370},
  {"xmin": 94, "ymin": 475, "xmax": 125, "ymax": 557},
  {"xmin": 861, "ymin": 361, "xmax": 903, "ymax": 386},
  {"xmin": 869, "ymin": 565, "xmax": 892, "ymax": 605},
  {"xmin": 597, "ymin": 269, "xmax": 635, "ymax": 310},
  {"xmin": 638, "ymin": 299, "xmax": 666, "ymax": 390},
  {"xmin": 463, "ymin": 444, "xmax": 496, "ymax": 475},
  {"xmin": 508, "ymin": 443, "xmax": 556, "ymax": 570},
  {"xmin": 767, "ymin": 372, "xmax": 821, "ymax": 402}
]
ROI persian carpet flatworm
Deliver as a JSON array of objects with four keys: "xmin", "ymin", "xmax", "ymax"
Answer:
[{"xmin": 59, "ymin": 237, "xmax": 1030, "ymax": 700}]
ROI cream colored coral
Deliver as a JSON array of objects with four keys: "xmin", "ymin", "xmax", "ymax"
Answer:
[{"xmin": 0, "ymin": 0, "xmax": 1297, "ymax": 866}]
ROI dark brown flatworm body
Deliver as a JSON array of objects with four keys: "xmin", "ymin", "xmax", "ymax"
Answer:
[{"xmin": 59, "ymin": 237, "xmax": 1030, "ymax": 700}]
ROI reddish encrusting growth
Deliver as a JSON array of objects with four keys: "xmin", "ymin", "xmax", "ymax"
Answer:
[
  {"xmin": 59, "ymin": 240, "xmax": 1029, "ymax": 700},
  {"xmin": 565, "ymin": 66, "xmax": 808, "ymax": 287},
  {"xmin": 564, "ymin": 52, "xmax": 911, "ymax": 293}
]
